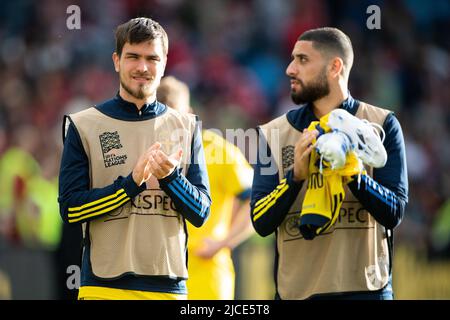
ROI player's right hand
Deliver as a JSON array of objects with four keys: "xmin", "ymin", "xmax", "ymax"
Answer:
[
  {"xmin": 132, "ymin": 142, "xmax": 161, "ymax": 186},
  {"xmin": 293, "ymin": 129, "xmax": 318, "ymax": 182}
]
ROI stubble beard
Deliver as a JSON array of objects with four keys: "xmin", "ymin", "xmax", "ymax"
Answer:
[
  {"xmin": 120, "ymin": 73, "xmax": 153, "ymax": 100},
  {"xmin": 290, "ymin": 70, "xmax": 330, "ymax": 105}
]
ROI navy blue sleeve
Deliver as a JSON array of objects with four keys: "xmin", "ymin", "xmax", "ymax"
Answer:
[
  {"xmin": 347, "ymin": 113, "xmax": 408, "ymax": 229},
  {"xmin": 250, "ymin": 129, "xmax": 303, "ymax": 237},
  {"xmin": 158, "ymin": 123, "xmax": 211, "ymax": 227},
  {"xmin": 58, "ymin": 121, "xmax": 145, "ymax": 224}
]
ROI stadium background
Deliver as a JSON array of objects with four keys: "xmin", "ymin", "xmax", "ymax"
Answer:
[{"xmin": 0, "ymin": 0, "xmax": 449, "ymax": 299}]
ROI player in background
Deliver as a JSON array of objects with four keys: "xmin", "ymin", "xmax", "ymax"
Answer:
[{"xmin": 157, "ymin": 76, "xmax": 254, "ymax": 300}]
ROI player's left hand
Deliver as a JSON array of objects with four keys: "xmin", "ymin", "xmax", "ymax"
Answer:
[
  {"xmin": 195, "ymin": 238, "xmax": 225, "ymax": 259},
  {"xmin": 147, "ymin": 147, "xmax": 183, "ymax": 179}
]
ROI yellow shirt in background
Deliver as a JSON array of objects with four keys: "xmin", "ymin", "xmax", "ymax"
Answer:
[{"xmin": 187, "ymin": 130, "xmax": 253, "ymax": 300}]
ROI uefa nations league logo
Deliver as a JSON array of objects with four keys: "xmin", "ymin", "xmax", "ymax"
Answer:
[{"xmin": 99, "ymin": 131, "xmax": 128, "ymax": 168}]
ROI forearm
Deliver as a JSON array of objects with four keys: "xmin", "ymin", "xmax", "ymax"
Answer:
[
  {"xmin": 58, "ymin": 173, "xmax": 145, "ymax": 224},
  {"xmin": 251, "ymin": 170, "xmax": 303, "ymax": 236},
  {"xmin": 223, "ymin": 199, "xmax": 254, "ymax": 250},
  {"xmin": 347, "ymin": 113, "xmax": 409, "ymax": 229},
  {"xmin": 347, "ymin": 174, "xmax": 407, "ymax": 229},
  {"xmin": 159, "ymin": 168, "xmax": 211, "ymax": 227},
  {"xmin": 58, "ymin": 122, "xmax": 146, "ymax": 224}
]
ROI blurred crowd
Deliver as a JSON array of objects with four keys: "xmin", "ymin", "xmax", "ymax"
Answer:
[{"xmin": 0, "ymin": 0, "xmax": 449, "ymax": 299}]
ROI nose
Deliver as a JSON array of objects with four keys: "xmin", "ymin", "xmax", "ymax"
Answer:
[
  {"xmin": 286, "ymin": 60, "xmax": 296, "ymax": 78},
  {"xmin": 136, "ymin": 58, "xmax": 149, "ymax": 73}
]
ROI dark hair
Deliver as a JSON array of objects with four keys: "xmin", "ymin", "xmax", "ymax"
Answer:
[
  {"xmin": 114, "ymin": 17, "xmax": 168, "ymax": 57},
  {"xmin": 299, "ymin": 27, "xmax": 354, "ymax": 76}
]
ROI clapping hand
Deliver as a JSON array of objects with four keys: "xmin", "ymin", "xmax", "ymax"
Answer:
[{"xmin": 133, "ymin": 142, "xmax": 183, "ymax": 185}]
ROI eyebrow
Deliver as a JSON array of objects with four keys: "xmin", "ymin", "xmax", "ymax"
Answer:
[
  {"xmin": 124, "ymin": 52, "xmax": 161, "ymax": 60},
  {"xmin": 292, "ymin": 53, "xmax": 308, "ymax": 59}
]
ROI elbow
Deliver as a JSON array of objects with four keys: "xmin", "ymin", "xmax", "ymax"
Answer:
[
  {"xmin": 380, "ymin": 198, "xmax": 407, "ymax": 230},
  {"xmin": 250, "ymin": 206, "xmax": 275, "ymax": 237},
  {"xmin": 251, "ymin": 218, "xmax": 274, "ymax": 237},
  {"xmin": 189, "ymin": 208, "xmax": 210, "ymax": 228},
  {"xmin": 190, "ymin": 191, "xmax": 211, "ymax": 228},
  {"xmin": 384, "ymin": 219, "xmax": 400, "ymax": 230},
  {"xmin": 59, "ymin": 204, "xmax": 71, "ymax": 225},
  {"xmin": 386, "ymin": 210, "xmax": 405, "ymax": 230},
  {"xmin": 190, "ymin": 217, "xmax": 206, "ymax": 228},
  {"xmin": 391, "ymin": 198, "xmax": 407, "ymax": 229},
  {"xmin": 255, "ymin": 229, "xmax": 272, "ymax": 237},
  {"xmin": 374, "ymin": 213, "xmax": 402, "ymax": 230},
  {"xmin": 61, "ymin": 211, "xmax": 80, "ymax": 225},
  {"xmin": 59, "ymin": 203, "xmax": 82, "ymax": 225}
]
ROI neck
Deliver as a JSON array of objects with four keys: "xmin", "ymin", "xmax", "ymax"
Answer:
[
  {"xmin": 312, "ymin": 82, "xmax": 348, "ymax": 119},
  {"xmin": 119, "ymin": 87, "xmax": 156, "ymax": 110}
]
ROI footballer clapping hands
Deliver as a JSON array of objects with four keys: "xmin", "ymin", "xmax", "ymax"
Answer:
[{"xmin": 132, "ymin": 142, "xmax": 183, "ymax": 185}]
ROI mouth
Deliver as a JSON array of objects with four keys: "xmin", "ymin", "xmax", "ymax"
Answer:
[
  {"xmin": 132, "ymin": 75, "xmax": 151, "ymax": 83},
  {"xmin": 290, "ymin": 79, "xmax": 301, "ymax": 90}
]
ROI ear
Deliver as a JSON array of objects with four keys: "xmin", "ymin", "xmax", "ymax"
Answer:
[
  {"xmin": 329, "ymin": 57, "xmax": 344, "ymax": 79},
  {"xmin": 112, "ymin": 52, "xmax": 120, "ymax": 73}
]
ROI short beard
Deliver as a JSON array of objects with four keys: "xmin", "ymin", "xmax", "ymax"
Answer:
[
  {"xmin": 120, "ymin": 74, "xmax": 152, "ymax": 100},
  {"xmin": 290, "ymin": 70, "xmax": 330, "ymax": 105}
]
